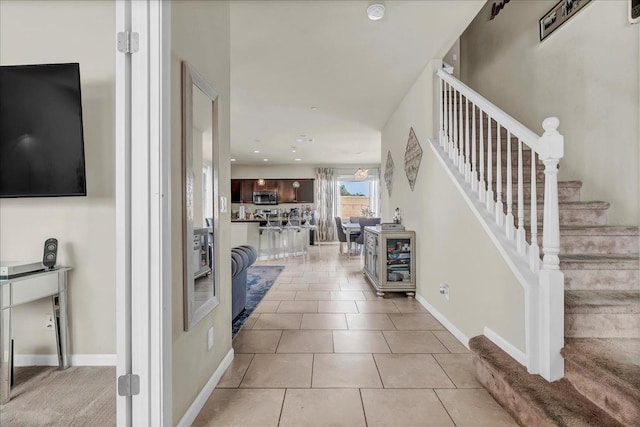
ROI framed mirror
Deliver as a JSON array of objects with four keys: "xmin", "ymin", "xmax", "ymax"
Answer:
[{"xmin": 182, "ymin": 61, "xmax": 219, "ymax": 330}]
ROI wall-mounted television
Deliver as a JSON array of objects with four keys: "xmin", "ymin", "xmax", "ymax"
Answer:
[{"xmin": 0, "ymin": 63, "xmax": 87, "ymax": 197}]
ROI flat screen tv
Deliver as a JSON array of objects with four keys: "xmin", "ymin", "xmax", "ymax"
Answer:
[{"xmin": 0, "ymin": 63, "xmax": 87, "ymax": 197}]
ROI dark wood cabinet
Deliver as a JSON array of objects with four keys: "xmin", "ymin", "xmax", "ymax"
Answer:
[
  {"xmin": 231, "ymin": 178, "xmax": 315, "ymax": 203},
  {"xmin": 231, "ymin": 180, "xmax": 242, "ymax": 203}
]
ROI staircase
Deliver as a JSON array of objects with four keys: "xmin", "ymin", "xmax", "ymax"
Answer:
[{"xmin": 437, "ymin": 68, "xmax": 640, "ymax": 426}]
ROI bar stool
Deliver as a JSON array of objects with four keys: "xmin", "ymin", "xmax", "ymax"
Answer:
[{"xmin": 258, "ymin": 225, "xmax": 282, "ymax": 260}]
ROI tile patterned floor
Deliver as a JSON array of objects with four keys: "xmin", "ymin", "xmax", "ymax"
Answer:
[{"xmin": 193, "ymin": 245, "xmax": 517, "ymax": 427}]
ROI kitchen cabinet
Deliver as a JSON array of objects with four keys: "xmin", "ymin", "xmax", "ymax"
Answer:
[
  {"xmin": 231, "ymin": 180, "xmax": 242, "ymax": 203},
  {"xmin": 363, "ymin": 226, "xmax": 416, "ymax": 298},
  {"xmin": 231, "ymin": 178, "xmax": 314, "ymax": 204}
]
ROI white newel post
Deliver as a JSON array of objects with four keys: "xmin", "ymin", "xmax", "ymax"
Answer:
[{"xmin": 538, "ymin": 116, "xmax": 565, "ymax": 382}]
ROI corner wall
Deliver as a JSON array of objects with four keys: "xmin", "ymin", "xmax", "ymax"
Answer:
[
  {"xmin": 460, "ymin": 0, "xmax": 639, "ymax": 225},
  {"xmin": 171, "ymin": 1, "xmax": 231, "ymax": 424},
  {"xmin": 0, "ymin": 0, "xmax": 116, "ymax": 359},
  {"xmin": 381, "ymin": 60, "xmax": 526, "ymax": 352}
]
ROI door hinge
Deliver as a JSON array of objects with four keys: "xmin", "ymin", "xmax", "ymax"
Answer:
[
  {"xmin": 117, "ymin": 31, "xmax": 139, "ymax": 54},
  {"xmin": 118, "ymin": 374, "xmax": 140, "ymax": 397}
]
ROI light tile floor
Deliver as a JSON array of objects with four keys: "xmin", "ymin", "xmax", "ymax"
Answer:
[{"xmin": 193, "ymin": 245, "xmax": 517, "ymax": 427}]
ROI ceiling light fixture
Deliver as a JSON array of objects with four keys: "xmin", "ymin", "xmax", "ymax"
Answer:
[
  {"xmin": 355, "ymin": 168, "xmax": 369, "ymax": 181},
  {"xmin": 292, "ymin": 146, "xmax": 297, "ymax": 153},
  {"xmin": 367, "ymin": 3, "xmax": 385, "ymax": 21},
  {"xmin": 253, "ymin": 150, "xmax": 260, "ymax": 153},
  {"xmin": 295, "ymin": 158, "xmax": 302, "ymax": 161},
  {"xmin": 231, "ymin": 158, "xmax": 236, "ymax": 162},
  {"xmin": 311, "ymin": 106, "xmax": 317, "ymax": 111},
  {"xmin": 263, "ymin": 159, "xmax": 269, "ymax": 162},
  {"xmin": 257, "ymin": 178, "xmax": 265, "ymax": 186}
]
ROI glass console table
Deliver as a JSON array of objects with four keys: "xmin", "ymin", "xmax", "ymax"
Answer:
[{"xmin": 0, "ymin": 267, "xmax": 71, "ymax": 404}]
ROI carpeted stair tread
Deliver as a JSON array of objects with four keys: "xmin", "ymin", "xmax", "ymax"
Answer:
[
  {"xmin": 560, "ymin": 254, "xmax": 640, "ymax": 270},
  {"xmin": 562, "ymin": 338, "xmax": 640, "ymax": 426},
  {"xmin": 469, "ymin": 336, "xmax": 623, "ymax": 427},
  {"xmin": 565, "ymin": 290, "xmax": 640, "ymax": 314},
  {"xmin": 552, "ymin": 225, "xmax": 640, "ymax": 236},
  {"xmin": 521, "ymin": 201, "xmax": 611, "ymax": 210}
]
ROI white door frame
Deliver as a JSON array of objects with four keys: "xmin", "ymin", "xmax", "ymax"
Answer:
[{"xmin": 116, "ymin": 1, "xmax": 172, "ymax": 425}]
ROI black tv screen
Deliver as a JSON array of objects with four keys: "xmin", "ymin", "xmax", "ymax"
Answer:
[{"xmin": 0, "ymin": 63, "xmax": 87, "ymax": 197}]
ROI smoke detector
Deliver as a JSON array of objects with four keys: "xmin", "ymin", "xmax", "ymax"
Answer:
[{"xmin": 367, "ymin": 4, "xmax": 385, "ymax": 21}]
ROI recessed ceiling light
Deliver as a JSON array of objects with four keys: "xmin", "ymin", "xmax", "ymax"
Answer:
[
  {"xmin": 255, "ymin": 139, "xmax": 261, "ymax": 142},
  {"xmin": 311, "ymin": 107, "xmax": 317, "ymax": 111},
  {"xmin": 367, "ymin": 4, "xmax": 385, "ymax": 21},
  {"xmin": 263, "ymin": 159, "xmax": 269, "ymax": 162},
  {"xmin": 253, "ymin": 150, "xmax": 260, "ymax": 153},
  {"xmin": 295, "ymin": 138, "xmax": 303, "ymax": 143},
  {"xmin": 292, "ymin": 146, "xmax": 297, "ymax": 153},
  {"xmin": 231, "ymin": 158, "xmax": 236, "ymax": 162},
  {"xmin": 295, "ymin": 158, "xmax": 302, "ymax": 161}
]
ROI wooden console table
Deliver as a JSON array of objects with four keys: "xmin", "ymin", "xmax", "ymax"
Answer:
[{"xmin": 0, "ymin": 267, "xmax": 71, "ymax": 404}]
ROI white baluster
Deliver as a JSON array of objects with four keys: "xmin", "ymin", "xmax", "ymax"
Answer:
[
  {"xmin": 479, "ymin": 109, "xmax": 486, "ymax": 202},
  {"xmin": 452, "ymin": 90, "xmax": 458, "ymax": 163},
  {"xmin": 529, "ymin": 151, "xmax": 540, "ymax": 271},
  {"xmin": 459, "ymin": 93, "xmax": 464, "ymax": 172},
  {"xmin": 464, "ymin": 97, "xmax": 470, "ymax": 180},
  {"xmin": 444, "ymin": 82, "xmax": 449, "ymax": 153},
  {"xmin": 439, "ymin": 78, "xmax": 444, "ymax": 146},
  {"xmin": 495, "ymin": 123, "xmax": 504, "ymax": 226},
  {"xmin": 471, "ymin": 103, "xmax": 477, "ymax": 191},
  {"xmin": 505, "ymin": 131, "xmax": 514, "ymax": 239},
  {"xmin": 486, "ymin": 117, "xmax": 494, "ymax": 213},
  {"xmin": 540, "ymin": 117, "xmax": 564, "ymax": 271},
  {"xmin": 517, "ymin": 139, "xmax": 526, "ymax": 254},
  {"xmin": 447, "ymin": 85, "xmax": 453, "ymax": 159}
]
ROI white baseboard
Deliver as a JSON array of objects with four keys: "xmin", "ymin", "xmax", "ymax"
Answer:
[
  {"xmin": 177, "ymin": 348, "xmax": 234, "ymax": 427},
  {"xmin": 484, "ymin": 326, "xmax": 527, "ymax": 366},
  {"xmin": 415, "ymin": 293, "xmax": 470, "ymax": 349},
  {"xmin": 14, "ymin": 353, "xmax": 117, "ymax": 366}
]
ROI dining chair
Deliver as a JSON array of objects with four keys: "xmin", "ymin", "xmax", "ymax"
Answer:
[{"xmin": 355, "ymin": 217, "xmax": 381, "ymax": 254}]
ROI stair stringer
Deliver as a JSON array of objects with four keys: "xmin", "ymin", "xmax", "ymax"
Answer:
[{"xmin": 428, "ymin": 137, "xmax": 564, "ymax": 381}]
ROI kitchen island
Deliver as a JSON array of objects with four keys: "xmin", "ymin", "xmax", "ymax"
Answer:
[{"xmin": 231, "ymin": 219, "xmax": 316, "ymax": 260}]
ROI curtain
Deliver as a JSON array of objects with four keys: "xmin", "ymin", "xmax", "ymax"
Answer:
[
  {"xmin": 369, "ymin": 168, "xmax": 381, "ymax": 217},
  {"xmin": 315, "ymin": 167, "xmax": 337, "ymax": 241}
]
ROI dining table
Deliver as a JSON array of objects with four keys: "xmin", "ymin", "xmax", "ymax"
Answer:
[{"xmin": 342, "ymin": 222, "xmax": 362, "ymax": 260}]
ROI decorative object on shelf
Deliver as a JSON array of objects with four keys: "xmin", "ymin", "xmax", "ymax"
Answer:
[
  {"xmin": 354, "ymin": 168, "xmax": 369, "ymax": 181},
  {"xmin": 393, "ymin": 207, "xmax": 402, "ymax": 224},
  {"xmin": 384, "ymin": 150, "xmax": 394, "ymax": 197},
  {"xmin": 257, "ymin": 178, "xmax": 265, "ymax": 186},
  {"xmin": 404, "ymin": 127, "xmax": 423, "ymax": 191},
  {"xmin": 540, "ymin": 0, "xmax": 592, "ymax": 41}
]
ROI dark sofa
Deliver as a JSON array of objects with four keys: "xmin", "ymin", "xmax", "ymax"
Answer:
[{"xmin": 231, "ymin": 245, "xmax": 257, "ymax": 320}]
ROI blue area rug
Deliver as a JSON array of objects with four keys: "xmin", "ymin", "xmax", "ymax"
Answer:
[{"xmin": 232, "ymin": 265, "xmax": 284, "ymax": 337}]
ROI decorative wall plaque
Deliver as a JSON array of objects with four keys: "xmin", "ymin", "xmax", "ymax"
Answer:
[
  {"xmin": 384, "ymin": 150, "xmax": 394, "ymax": 197},
  {"xmin": 404, "ymin": 127, "xmax": 423, "ymax": 191}
]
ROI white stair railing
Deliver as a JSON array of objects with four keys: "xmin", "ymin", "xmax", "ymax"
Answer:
[{"xmin": 436, "ymin": 67, "xmax": 565, "ymax": 382}]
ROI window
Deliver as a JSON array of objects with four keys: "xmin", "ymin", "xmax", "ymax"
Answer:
[{"xmin": 337, "ymin": 172, "xmax": 379, "ymax": 219}]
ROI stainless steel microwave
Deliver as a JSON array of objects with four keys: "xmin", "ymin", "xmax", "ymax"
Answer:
[{"xmin": 253, "ymin": 191, "xmax": 278, "ymax": 205}]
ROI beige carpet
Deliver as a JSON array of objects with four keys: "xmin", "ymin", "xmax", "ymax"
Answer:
[{"xmin": 0, "ymin": 366, "xmax": 115, "ymax": 426}]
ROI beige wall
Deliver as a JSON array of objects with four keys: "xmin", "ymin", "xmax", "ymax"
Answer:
[
  {"xmin": 231, "ymin": 164, "xmax": 316, "ymax": 180},
  {"xmin": 381, "ymin": 60, "xmax": 526, "ymax": 351},
  {"xmin": 0, "ymin": 1, "xmax": 115, "ymax": 357},
  {"xmin": 443, "ymin": 38, "xmax": 461, "ymax": 79},
  {"xmin": 171, "ymin": 1, "xmax": 232, "ymax": 424},
  {"xmin": 460, "ymin": 0, "xmax": 639, "ymax": 225}
]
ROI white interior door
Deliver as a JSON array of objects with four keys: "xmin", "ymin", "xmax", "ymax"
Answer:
[{"xmin": 115, "ymin": 1, "xmax": 171, "ymax": 425}]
